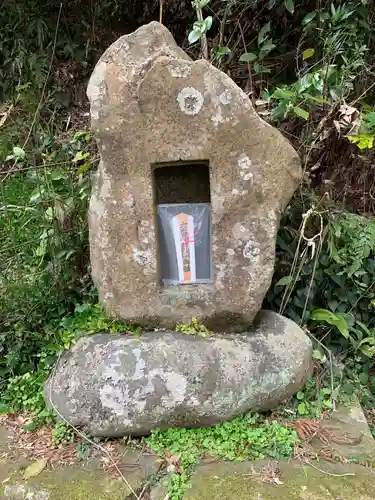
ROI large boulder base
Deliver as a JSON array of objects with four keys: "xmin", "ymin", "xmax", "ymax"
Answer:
[
  {"xmin": 87, "ymin": 21, "xmax": 302, "ymax": 330},
  {"xmin": 45, "ymin": 311, "xmax": 312, "ymax": 437}
]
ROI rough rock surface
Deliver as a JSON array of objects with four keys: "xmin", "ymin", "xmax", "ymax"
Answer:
[
  {"xmin": 87, "ymin": 21, "xmax": 302, "ymax": 330},
  {"xmin": 45, "ymin": 311, "xmax": 312, "ymax": 437}
]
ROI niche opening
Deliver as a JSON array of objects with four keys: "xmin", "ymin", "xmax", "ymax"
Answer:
[{"xmin": 153, "ymin": 161, "xmax": 212, "ymax": 285}]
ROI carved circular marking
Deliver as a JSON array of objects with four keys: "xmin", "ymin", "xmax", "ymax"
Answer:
[{"xmin": 177, "ymin": 87, "xmax": 204, "ymax": 116}]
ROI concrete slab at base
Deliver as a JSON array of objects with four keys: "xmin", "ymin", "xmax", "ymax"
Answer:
[
  {"xmin": 0, "ymin": 453, "xmax": 158, "ymax": 500},
  {"xmin": 312, "ymin": 400, "xmax": 375, "ymax": 462},
  {"xmin": 0, "ymin": 431, "xmax": 159, "ymax": 500},
  {"xmin": 183, "ymin": 460, "xmax": 375, "ymax": 500}
]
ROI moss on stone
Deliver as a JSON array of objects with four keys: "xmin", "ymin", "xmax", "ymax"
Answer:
[
  {"xmin": 0, "ymin": 435, "xmax": 158, "ymax": 499},
  {"xmin": 41, "ymin": 476, "xmax": 128, "ymax": 500},
  {"xmin": 0, "ymin": 457, "xmax": 144, "ymax": 499},
  {"xmin": 184, "ymin": 460, "xmax": 375, "ymax": 500},
  {"xmin": 2, "ymin": 470, "xmax": 129, "ymax": 500}
]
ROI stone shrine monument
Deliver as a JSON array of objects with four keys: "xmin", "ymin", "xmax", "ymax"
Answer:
[
  {"xmin": 45, "ymin": 22, "xmax": 312, "ymax": 436},
  {"xmin": 86, "ymin": 21, "xmax": 301, "ymax": 330}
]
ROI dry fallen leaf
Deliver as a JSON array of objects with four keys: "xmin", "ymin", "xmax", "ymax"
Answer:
[
  {"xmin": 165, "ymin": 453, "xmax": 181, "ymax": 474},
  {"xmin": 0, "ymin": 104, "xmax": 14, "ymax": 129},
  {"xmin": 23, "ymin": 458, "xmax": 48, "ymax": 479},
  {"xmin": 273, "ymin": 477, "xmax": 284, "ymax": 485},
  {"xmin": 333, "ymin": 120, "xmax": 342, "ymax": 134},
  {"xmin": 338, "ymin": 104, "xmax": 357, "ymax": 122}
]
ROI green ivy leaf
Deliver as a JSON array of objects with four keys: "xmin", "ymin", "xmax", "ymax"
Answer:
[
  {"xmin": 188, "ymin": 30, "xmax": 201, "ymax": 44},
  {"xmin": 0, "ymin": 404, "xmax": 12, "ymax": 414},
  {"xmin": 297, "ymin": 402, "xmax": 307, "ymax": 414},
  {"xmin": 239, "ymin": 52, "xmax": 258, "ymax": 62},
  {"xmin": 275, "ymin": 276, "xmax": 293, "ymax": 286},
  {"xmin": 35, "ymin": 239, "xmax": 47, "ymax": 258},
  {"xmin": 342, "ymin": 381, "xmax": 355, "ymax": 395},
  {"xmin": 311, "ymin": 309, "xmax": 349, "ymax": 338},
  {"xmin": 359, "ymin": 372, "xmax": 369, "ymax": 385},
  {"xmin": 76, "ymin": 162, "xmax": 92, "ymax": 176},
  {"xmin": 192, "ymin": 20, "xmax": 205, "ymax": 33},
  {"xmin": 13, "ymin": 146, "xmax": 26, "ymax": 159},
  {"xmin": 360, "ymin": 345, "xmax": 375, "ymax": 358},
  {"xmin": 73, "ymin": 151, "xmax": 89, "ymax": 163},
  {"xmin": 365, "ymin": 111, "xmax": 375, "ymax": 129},
  {"xmin": 24, "ymin": 422, "xmax": 40, "ymax": 432},
  {"xmin": 215, "ymin": 46, "xmax": 231, "ymax": 57},
  {"xmin": 303, "ymin": 48, "xmax": 315, "ymax": 60},
  {"xmin": 293, "ymin": 106, "xmax": 309, "ymax": 120},
  {"xmin": 204, "ymin": 15, "xmax": 213, "ymax": 31},
  {"xmin": 284, "ymin": 0, "xmax": 294, "ymax": 14},
  {"xmin": 302, "ymin": 12, "xmax": 317, "ymax": 25},
  {"xmin": 312, "ymin": 349, "xmax": 326, "ymax": 362},
  {"xmin": 347, "ymin": 134, "xmax": 374, "ymax": 150},
  {"xmin": 328, "ymin": 300, "xmax": 338, "ymax": 311},
  {"xmin": 259, "ymin": 39, "xmax": 276, "ymax": 57},
  {"xmin": 270, "ymin": 88, "xmax": 296, "ymax": 100},
  {"xmin": 258, "ymin": 22, "xmax": 271, "ymax": 45}
]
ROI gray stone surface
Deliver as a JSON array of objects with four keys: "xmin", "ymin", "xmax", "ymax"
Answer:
[
  {"xmin": 182, "ymin": 460, "xmax": 375, "ymax": 500},
  {"xmin": 312, "ymin": 399, "xmax": 375, "ymax": 462},
  {"xmin": 45, "ymin": 311, "xmax": 312, "ymax": 437},
  {"xmin": 87, "ymin": 21, "xmax": 301, "ymax": 330},
  {"xmin": 0, "ymin": 423, "xmax": 158, "ymax": 499}
]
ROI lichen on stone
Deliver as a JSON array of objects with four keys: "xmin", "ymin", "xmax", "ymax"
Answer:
[{"xmin": 177, "ymin": 87, "xmax": 204, "ymax": 115}]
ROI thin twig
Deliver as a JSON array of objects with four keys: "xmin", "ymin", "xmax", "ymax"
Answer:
[
  {"xmin": 279, "ymin": 215, "xmax": 306, "ymax": 314},
  {"xmin": 195, "ymin": 4, "xmax": 208, "ymax": 59},
  {"xmin": 303, "ymin": 460, "xmax": 355, "ymax": 477},
  {"xmin": 159, "ymin": 0, "xmax": 164, "ymax": 24},
  {"xmin": 0, "ymin": 159, "xmax": 100, "ymax": 175},
  {"xmin": 306, "ymin": 330, "xmax": 336, "ymax": 412},
  {"xmin": 280, "ymin": 250, "xmax": 307, "ymax": 315},
  {"xmin": 138, "ymin": 481, "xmax": 151, "ymax": 499},
  {"xmin": 218, "ymin": 6, "xmax": 228, "ymax": 50},
  {"xmin": 280, "ymin": 206, "xmax": 324, "ymax": 316},
  {"xmin": 238, "ymin": 22, "xmax": 253, "ymax": 103},
  {"xmin": 350, "ymin": 80, "xmax": 375, "ymax": 106},
  {"xmin": 300, "ymin": 212, "xmax": 325, "ymax": 324}
]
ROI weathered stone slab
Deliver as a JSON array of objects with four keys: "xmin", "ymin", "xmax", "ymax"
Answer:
[
  {"xmin": 87, "ymin": 21, "xmax": 301, "ymax": 330},
  {"xmin": 312, "ymin": 399, "xmax": 375, "ymax": 462},
  {"xmin": 182, "ymin": 459, "xmax": 375, "ymax": 500},
  {"xmin": 0, "ymin": 425, "xmax": 158, "ymax": 500},
  {"xmin": 1, "ymin": 466, "xmax": 140, "ymax": 500},
  {"xmin": 45, "ymin": 311, "xmax": 312, "ymax": 437}
]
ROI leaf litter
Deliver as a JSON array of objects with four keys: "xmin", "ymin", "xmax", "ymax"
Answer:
[{"xmin": 0, "ymin": 413, "xmax": 152, "ymax": 476}]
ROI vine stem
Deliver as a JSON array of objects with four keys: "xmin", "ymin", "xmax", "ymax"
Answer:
[
  {"xmin": 303, "ymin": 460, "xmax": 355, "ymax": 477},
  {"xmin": 195, "ymin": 4, "xmax": 208, "ymax": 59},
  {"xmin": 159, "ymin": 0, "xmax": 163, "ymax": 24}
]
